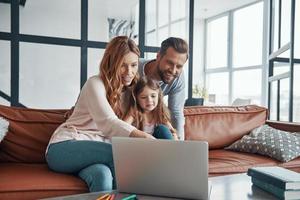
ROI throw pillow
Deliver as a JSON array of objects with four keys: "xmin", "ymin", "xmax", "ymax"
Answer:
[
  {"xmin": 225, "ymin": 125, "xmax": 300, "ymax": 162},
  {"xmin": 0, "ymin": 116, "xmax": 9, "ymax": 142}
]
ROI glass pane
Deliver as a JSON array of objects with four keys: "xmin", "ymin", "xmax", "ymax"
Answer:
[
  {"xmin": 281, "ymin": 48, "xmax": 290, "ymax": 58},
  {"xmin": 279, "ymin": 78, "xmax": 289, "ymax": 121},
  {"xmin": 295, "ymin": 0, "xmax": 300, "ymax": 58},
  {"xmin": 89, "ymin": 0, "xmax": 139, "ymax": 42},
  {"xmin": 170, "ymin": 20, "xmax": 186, "ymax": 40},
  {"xmin": 206, "ymin": 15, "xmax": 228, "ymax": 69},
  {"xmin": 193, "ymin": 20, "xmax": 205, "ymax": 93},
  {"xmin": 270, "ymin": 81, "xmax": 278, "ymax": 120},
  {"xmin": 183, "ymin": 62, "xmax": 189, "ymax": 100},
  {"xmin": 281, "ymin": 0, "xmax": 291, "ymax": 47},
  {"xmin": 88, "ymin": 48, "xmax": 105, "ymax": 78},
  {"xmin": 171, "ymin": 0, "xmax": 186, "ymax": 21},
  {"xmin": 158, "ymin": 0, "xmax": 169, "ymax": 27},
  {"xmin": 293, "ymin": 64, "xmax": 300, "ymax": 122},
  {"xmin": 233, "ymin": 2, "xmax": 263, "ymax": 67},
  {"xmin": 273, "ymin": 0, "xmax": 280, "ymax": 51},
  {"xmin": 20, "ymin": 0, "xmax": 80, "ymax": 39},
  {"xmin": 0, "ymin": 3, "xmax": 10, "ymax": 32},
  {"xmin": 146, "ymin": 0, "xmax": 156, "ymax": 32},
  {"xmin": 273, "ymin": 62, "xmax": 289, "ymax": 76},
  {"xmin": 233, "ymin": 69, "xmax": 262, "ymax": 105},
  {"xmin": 158, "ymin": 26, "xmax": 169, "ymax": 46},
  {"xmin": 0, "ymin": 97, "xmax": 10, "ymax": 106},
  {"xmin": 146, "ymin": 31, "xmax": 157, "ymax": 47},
  {"xmin": 0, "ymin": 40, "xmax": 10, "ymax": 97},
  {"xmin": 19, "ymin": 42, "xmax": 80, "ymax": 109},
  {"xmin": 144, "ymin": 52, "xmax": 157, "ymax": 60},
  {"xmin": 206, "ymin": 72, "xmax": 229, "ymax": 105}
]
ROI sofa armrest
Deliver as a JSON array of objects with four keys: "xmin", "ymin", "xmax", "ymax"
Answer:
[{"xmin": 266, "ymin": 120, "xmax": 300, "ymax": 132}]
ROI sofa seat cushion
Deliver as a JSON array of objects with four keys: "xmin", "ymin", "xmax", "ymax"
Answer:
[
  {"xmin": 0, "ymin": 163, "xmax": 88, "ymax": 200},
  {"xmin": 279, "ymin": 157, "xmax": 300, "ymax": 173},
  {"xmin": 209, "ymin": 150, "xmax": 300, "ymax": 176},
  {"xmin": 209, "ymin": 150, "xmax": 278, "ymax": 176}
]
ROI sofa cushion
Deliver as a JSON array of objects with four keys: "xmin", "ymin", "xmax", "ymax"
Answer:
[
  {"xmin": 225, "ymin": 125, "xmax": 300, "ymax": 162},
  {"xmin": 0, "ymin": 163, "xmax": 88, "ymax": 200},
  {"xmin": 184, "ymin": 105, "xmax": 268, "ymax": 149},
  {"xmin": 0, "ymin": 117, "xmax": 9, "ymax": 142},
  {"xmin": 208, "ymin": 149, "xmax": 300, "ymax": 176},
  {"xmin": 0, "ymin": 105, "xmax": 67, "ymax": 163}
]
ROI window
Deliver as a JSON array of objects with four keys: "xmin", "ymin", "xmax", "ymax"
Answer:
[
  {"xmin": 205, "ymin": 1, "xmax": 265, "ymax": 106},
  {"xmin": 0, "ymin": 40, "xmax": 10, "ymax": 105},
  {"xmin": 20, "ymin": 0, "xmax": 81, "ymax": 39},
  {"xmin": 232, "ymin": 69, "xmax": 262, "ymax": 105},
  {"xmin": 0, "ymin": 0, "xmax": 193, "ymax": 107},
  {"xmin": 294, "ymin": 64, "xmax": 300, "ymax": 122},
  {"xmin": 0, "ymin": 3, "xmax": 10, "ymax": 32},
  {"xmin": 145, "ymin": 0, "xmax": 189, "ymax": 46},
  {"xmin": 268, "ymin": 0, "xmax": 299, "ymax": 122},
  {"xmin": 206, "ymin": 72, "xmax": 229, "ymax": 105},
  {"xmin": 233, "ymin": 2, "xmax": 263, "ymax": 67},
  {"xmin": 206, "ymin": 15, "xmax": 228, "ymax": 69},
  {"xmin": 19, "ymin": 43, "xmax": 80, "ymax": 108}
]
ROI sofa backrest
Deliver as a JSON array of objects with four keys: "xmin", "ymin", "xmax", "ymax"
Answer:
[
  {"xmin": 0, "ymin": 104, "xmax": 268, "ymax": 163},
  {"xmin": 0, "ymin": 105, "xmax": 67, "ymax": 163},
  {"xmin": 184, "ymin": 105, "xmax": 268, "ymax": 149}
]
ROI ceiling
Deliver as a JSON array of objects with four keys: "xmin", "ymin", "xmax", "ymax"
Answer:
[{"xmin": 195, "ymin": 0, "xmax": 259, "ymax": 19}]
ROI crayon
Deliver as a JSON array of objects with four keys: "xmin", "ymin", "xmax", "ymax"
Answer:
[
  {"xmin": 121, "ymin": 194, "xmax": 137, "ymax": 200},
  {"xmin": 96, "ymin": 193, "xmax": 110, "ymax": 200}
]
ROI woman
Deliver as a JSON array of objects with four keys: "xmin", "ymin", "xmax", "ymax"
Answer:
[{"xmin": 46, "ymin": 36, "xmax": 155, "ymax": 193}]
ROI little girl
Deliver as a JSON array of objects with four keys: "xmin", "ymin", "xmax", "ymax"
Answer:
[{"xmin": 124, "ymin": 77, "xmax": 179, "ymax": 140}]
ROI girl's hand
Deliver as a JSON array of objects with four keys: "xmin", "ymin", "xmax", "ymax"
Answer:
[
  {"xmin": 173, "ymin": 134, "xmax": 179, "ymax": 141},
  {"xmin": 144, "ymin": 133, "xmax": 156, "ymax": 140}
]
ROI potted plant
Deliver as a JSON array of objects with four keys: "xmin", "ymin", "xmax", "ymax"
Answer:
[{"xmin": 185, "ymin": 84, "xmax": 208, "ymax": 106}]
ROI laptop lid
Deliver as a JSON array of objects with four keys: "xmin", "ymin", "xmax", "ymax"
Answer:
[{"xmin": 112, "ymin": 137, "xmax": 209, "ymax": 200}]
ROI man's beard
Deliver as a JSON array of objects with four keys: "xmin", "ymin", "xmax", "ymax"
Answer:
[{"xmin": 157, "ymin": 65, "xmax": 176, "ymax": 84}]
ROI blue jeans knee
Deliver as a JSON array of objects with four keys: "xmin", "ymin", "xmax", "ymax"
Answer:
[
  {"xmin": 78, "ymin": 163, "xmax": 113, "ymax": 192},
  {"xmin": 153, "ymin": 124, "xmax": 174, "ymax": 139}
]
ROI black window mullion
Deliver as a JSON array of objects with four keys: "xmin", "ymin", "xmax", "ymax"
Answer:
[
  {"xmin": 278, "ymin": 0, "xmax": 281, "ymax": 48},
  {"xmin": 11, "ymin": 0, "xmax": 19, "ymax": 106},
  {"xmin": 139, "ymin": 0, "xmax": 146, "ymax": 58},
  {"xmin": 289, "ymin": 0, "xmax": 296, "ymax": 122},
  {"xmin": 80, "ymin": 0, "xmax": 88, "ymax": 88},
  {"xmin": 188, "ymin": 0, "xmax": 194, "ymax": 99}
]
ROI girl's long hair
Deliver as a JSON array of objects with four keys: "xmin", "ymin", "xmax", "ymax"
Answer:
[
  {"xmin": 100, "ymin": 36, "xmax": 140, "ymax": 118},
  {"xmin": 126, "ymin": 77, "xmax": 173, "ymax": 131}
]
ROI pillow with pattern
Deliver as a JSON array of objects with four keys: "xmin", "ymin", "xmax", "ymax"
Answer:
[
  {"xmin": 225, "ymin": 124, "xmax": 300, "ymax": 162},
  {"xmin": 0, "ymin": 116, "xmax": 9, "ymax": 142}
]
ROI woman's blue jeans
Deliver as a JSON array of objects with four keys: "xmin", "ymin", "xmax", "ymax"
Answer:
[
  {"xmin": 46, "ymin": 140, "xmax": 114, "ymax": 192},
  {"xmin": 46, "ymin": 125, "xmax": 173, "ymax": 192}
]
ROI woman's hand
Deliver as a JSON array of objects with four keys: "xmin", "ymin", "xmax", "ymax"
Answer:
[{"xmin": 130, "ymin": 129, "xmax": 156, "ymax": 139}]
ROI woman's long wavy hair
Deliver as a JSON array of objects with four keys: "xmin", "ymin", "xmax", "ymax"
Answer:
[
  {"xmin": 100, "ymin": 36, "xmax": 140, "ymax": 118},
  {"xmin": 125, "ymin": 77, "xmax": 173, "ymax": 131}
]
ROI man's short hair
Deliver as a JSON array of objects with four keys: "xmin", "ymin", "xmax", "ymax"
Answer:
[{"xmin": 159, "ymin": 37, "xmax": 189, "ymax": 59}]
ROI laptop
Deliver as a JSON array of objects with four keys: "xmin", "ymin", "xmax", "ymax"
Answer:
[{"xmin": 112, "ymin": 137, "xmax": 209, "ymax": 200}]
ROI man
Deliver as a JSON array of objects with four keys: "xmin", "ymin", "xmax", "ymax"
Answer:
[{"xmin": 138, "ymin": 37, "xmax": 189, "ymax": 140}]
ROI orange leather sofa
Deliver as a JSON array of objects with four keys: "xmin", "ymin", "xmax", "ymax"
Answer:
[{"xmin": 0, "ymin": 104, "xmax": 300, "ymax": 199}]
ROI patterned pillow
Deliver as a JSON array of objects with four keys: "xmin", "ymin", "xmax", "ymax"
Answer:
[
  {"xmin": 0, "ymin": 117, "xmax": 9, "ymax": 142},
  {"xmin": 225, "ymin": 125, "xmax": 300, "ymax": 162}
]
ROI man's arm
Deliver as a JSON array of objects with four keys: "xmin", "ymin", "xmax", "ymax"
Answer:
[{"xmin": 168, "ymin": 74, "xmax": 186, "ymax": 140}]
